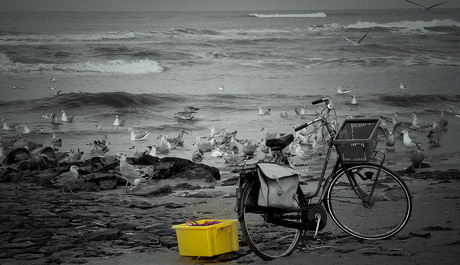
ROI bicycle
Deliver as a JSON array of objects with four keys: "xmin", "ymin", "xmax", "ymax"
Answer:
[{"xmin": 235, "ymin": 98, "xmax": 412, "ymax": 260}]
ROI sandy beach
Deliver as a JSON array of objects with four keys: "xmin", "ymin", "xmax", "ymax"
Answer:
[{"xmin": 1, "ymin": 143, "xmax": 459, "ymax": 265}]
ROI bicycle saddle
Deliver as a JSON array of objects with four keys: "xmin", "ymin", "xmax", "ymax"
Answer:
[{"xmin": 265, "ymin": 134, "xmax": 294, "ymax": 150}]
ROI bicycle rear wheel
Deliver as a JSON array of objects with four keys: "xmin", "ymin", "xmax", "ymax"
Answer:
[
  {"xmin": 327, "ymin": 164, "xmax": 412, "ymax": 240},
  {"xmin": 239, "ymin": 181, "xmax": 304, "ymax": 260}
]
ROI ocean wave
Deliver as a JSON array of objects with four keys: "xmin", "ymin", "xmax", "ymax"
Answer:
[
  {"xmin": 377, "ymin": 94, "xmax": 460, "ymax": 108},
  {"xmin": 345, "ymin": 19, "xmax": 460, "ymax": 33},
  {"xmin": 301, "ymin": 19, "xmax": 460, "ymax": 34},
  {"xmin": 0, "ymin": 31, "xmax": 138, "ymax": 42},
  {"xmin": 0, "ymin": 53, "xmax": 163, "ymax": 74},
  {"xmin": 248, "ymin": 12, "xmax": 327, "ymax": 18},
  {"xmin": 168, "ymin": 28, "xmax": 220, "ymax": 35},
  {"xmin": 11, "ymin": 92, "xmax": 183, "ymax": 112}
]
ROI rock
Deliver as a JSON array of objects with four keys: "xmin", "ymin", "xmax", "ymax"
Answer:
[
  {"xmin": 172, "ymin": 167, "xmax": 215, "ymax": 182},
  {"xmin": 158, "ymin": 235, "xmax": 177, "ymax": 248}
]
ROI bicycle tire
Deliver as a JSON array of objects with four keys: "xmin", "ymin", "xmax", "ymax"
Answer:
[
  {"xmin": 239, "ymin": 181, "xmax": 305, "ymax": 260},
  {"xmin": 326, "ymin": 164, "xmax": 412, "ymax": 240}
]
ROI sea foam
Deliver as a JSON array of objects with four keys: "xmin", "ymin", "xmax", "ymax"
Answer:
[
  {"xmin": 248, "ymin": 12, "xmax": 327, "ymax": 18},
  {"xmin": 0, "ymin": 54, "xmax": 163, "ymax": 74}
]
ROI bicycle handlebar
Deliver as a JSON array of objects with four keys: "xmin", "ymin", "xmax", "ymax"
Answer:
[
  {"xmin": 294, "ymin": 97, "xmax": 334, "ymax": 132},
  {"xmin": 294, "ymin": 117, "xmax": 323, "ymax": 132},
  {"xmin": 312, "ymin": 97, "xmax": 330, "ymax": 105}
]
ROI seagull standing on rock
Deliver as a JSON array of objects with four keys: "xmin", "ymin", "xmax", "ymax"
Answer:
[
  {"xmin": 51, "ymin": 165, "xmax": 79, "ymax": 193},
  {"xmin": 118, "ymin": 154, "xmax": 142, "ymax": 186}
]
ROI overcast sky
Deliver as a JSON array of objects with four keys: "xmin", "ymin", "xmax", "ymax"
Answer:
[{"xmin": 1, "ymin": 0, "xmax": 458, "ymax": 11}]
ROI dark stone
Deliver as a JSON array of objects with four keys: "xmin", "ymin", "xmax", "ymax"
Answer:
[
  {"xmin": 172, "ymin": 167, "xmax": 215, "ymax": 182},
  {"xmin": 158, "ymin": 235, "xmax": 177, "ymax": 248}
]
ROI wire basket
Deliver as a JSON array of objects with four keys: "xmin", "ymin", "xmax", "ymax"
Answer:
[{"xmin": 333, "ymin": 118, "xmax": 380, "ymax": 163}]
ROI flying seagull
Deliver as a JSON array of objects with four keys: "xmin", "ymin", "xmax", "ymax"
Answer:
[
  {"xmin": 343, "ymin": 32, "xmax": 368, "ymax": 46},
  {"xmin": 406, "ymin": 0, "xmax": 449, "ymax": 12}
]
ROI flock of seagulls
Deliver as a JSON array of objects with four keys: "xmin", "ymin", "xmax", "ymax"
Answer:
[{"xmin": 379, "ymin": 109, "xmax": 449, "ymax": 169}]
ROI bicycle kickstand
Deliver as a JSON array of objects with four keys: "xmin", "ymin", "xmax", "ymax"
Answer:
[{"xmin": 314, "ymin": 214, "xmax": 322, "ymax": 238}]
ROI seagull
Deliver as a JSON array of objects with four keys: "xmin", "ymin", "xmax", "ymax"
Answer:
[
  {"xmin": 129, "ymin": 145, "xmax": 143, "ymax": 158},
  {"xmin": 280, "ymin": 108, "xmax": 288, "ymax": 117},
  {"xmin": 2, "ymin": 119, "xmax": 15, "ymax": 131},
  {"xmin": 51, "ymin": 165, "xmax": 79, "ymax": 193},
  {"xmin": 242, "ymin": 140, "xmax": 259, "ymax": 158},
  {"xmin": 146, "ymin": 145, "xmax": 157, "ymax": 157},
  {"xmin": 401, "ymin": 129, "xmax": 419, "ymax": 149},
  {"xmin": 292, "ymin": 144, "xmax": 312, "ymax": 168},
  {"xmin": 410, "ymin": 144, "xmax": 425, "ymax": 170},
  {"xmin": 258, "ymin": 106, "xmax": 264, "ymax": 115},
  {"xmin": 343, "ymin": 32, "xmax": 368, "ymax": 46},
  {"xmin": 426, "ymin": 117, "xmax": 443, "ymax": 146},
  {"xmin": 210, "ymin": 147, "xmax": 223, "ymax": 158},
  {"xmin": 50, "ymin": 76, "xmax": 56, "ymax": 82},
  {"xmin": 406, "ymin": 0, "xmax": 449, "ymax": 12},
  {"xmin": 408, "ymin": 112, "xmax": 429, "ymax": 130},
  {"xmin": 222, "ymin": 152, "xmax": 245, "ymax": 165},
  {"xmin": 93, "ymin": 135, "xmax": 110, "ymax": 150},
  {"xmin": 351, "ymin": 95, "xmax": 358, "ymax": 105},
  {"xmin": 88, "ymin": 142, "xmax": 109, "ymax": 157},
  {"xmin": 219, "ymin": 85, "xmax": 225, "ymax": 91},
  {"xmin": 195, "ymin": 136, "xmax": 216, "ymax": 153},
  {"xmin": 19, "ymin": 124, "xmax": 31, "ymax": 134},
  {"xmin": 184, "ymin": 106, "xmax": 199, "ymax": 112},
  {"xmin": 60, "ymin": 148, "xmax": 84, "ymax": 163},
  {"xmin": 61, "ymin": 110, "xmax": 74, "ymax": 122},
  {"xmin": 168, "ymin": 130, "xmax": 188, "ymax": 147},
  {"xmin": 385, "ymin": 131, "xmax": 396, "ymax": 150},
  {"xmin": 113, "ymin": 115, "xmax": 124, "ymax": 126},
  {"xmin": 118, "ymin": 154, "xmax": 142, "ymax": 186},
  {"xmin": 157, "ymin": 134, "xmax": 171, "ymax": 154},
  {"xmin": 427, "ymin": 128, "xmax": 442, "ymax": 147},
  {"xmin": 300, "ymin": 106, "xmax": 306, "ymax": 115},
  {"xmin": 128, "ymin": 128, "xmax": 150, "ymax": 141},
  {"xmin": 51, "ymin": 133, "xmax": 62, "ymax": 149},
  {"xmin": 51, "ymin": 113, "xmax": 61, "ymax": 125},
  {"xmin": 400, "ymin": 82, "xmax": 409, "ymax": 90},
  {"xmin": 191, "ymin": 143, "xmax": 204, "ymax": 162},
  {"xmin": 438, "ymin": 110, "xmax": 448, "ymax": 129},
  {"xmin": 41, "ymin": 111, "xmax": 52, "ymax": 119}
]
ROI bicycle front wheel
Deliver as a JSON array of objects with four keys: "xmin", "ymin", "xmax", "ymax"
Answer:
[
  {"xmin": 239, "ymin": 181, "xmax": 303, "ymax": 260},
  {"xmin": 327, "ymin": 164, "xmax": 412, "ymax": 240}
]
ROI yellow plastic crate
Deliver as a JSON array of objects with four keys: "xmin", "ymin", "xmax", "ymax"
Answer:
[{"xmin": 172, "ymin": 219, "xmax": 239, "ymax": 257}]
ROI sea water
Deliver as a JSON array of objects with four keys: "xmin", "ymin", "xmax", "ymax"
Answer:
[{"xmin": 0, "ymin": 9, "xmax": 459, "ymax": 171}]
